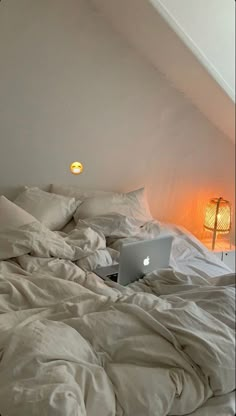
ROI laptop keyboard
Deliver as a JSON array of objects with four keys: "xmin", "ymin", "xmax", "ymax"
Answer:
[{"xmin": 106, "ymin": 273, "xmax": 118, "ymax": 282}]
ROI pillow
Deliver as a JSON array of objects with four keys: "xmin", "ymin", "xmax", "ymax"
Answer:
[
  {"xmin": 0, "ymin": 196, "xmax": 37, "ymax": 230},
  {"xmin": 14, "ymin": 187, "xmax": 79, "ymax": 231},
  {"xmin": 50, "ymin": 184, "xmax": 114, "ymax": 201},
  {"xmin": 74, "ymin": 188, "xmax": 152, "ymax": 224}
]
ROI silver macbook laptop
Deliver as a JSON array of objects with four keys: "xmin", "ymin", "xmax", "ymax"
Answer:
[{"xmin": 95, "ymin": 235, "xmax": 173, "ymax": 285}]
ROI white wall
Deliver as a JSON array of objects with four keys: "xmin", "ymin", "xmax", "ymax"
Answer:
[
  {"xmin": 151, "ymin": 0, "xmax": 235, "ymax": 101},
  {"xmin": 0, "ymin": 0, "xmax": 235, "ymax": 240},
  {"xmin": 92, "ymin": 0, "xmax": 235, "ymax": 143}
]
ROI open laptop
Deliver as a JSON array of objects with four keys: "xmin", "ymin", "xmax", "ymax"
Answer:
[{"xmin": 95, "ymin": 234, "xmax": 173, "ymax": 285}]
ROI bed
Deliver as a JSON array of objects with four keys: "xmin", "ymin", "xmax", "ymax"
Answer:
[{"xmin": 0, "ymin": 186, "xmax": 235, "ymax": 416}]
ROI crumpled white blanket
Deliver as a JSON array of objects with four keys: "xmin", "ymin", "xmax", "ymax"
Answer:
[{"xmin": 0, "ymin": 216, "xmax": 235, "ymax": 416}]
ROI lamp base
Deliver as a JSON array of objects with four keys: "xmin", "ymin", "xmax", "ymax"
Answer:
[{"xmin": 201, "ymin": 238, "xmax": 232, "ymax": 252}]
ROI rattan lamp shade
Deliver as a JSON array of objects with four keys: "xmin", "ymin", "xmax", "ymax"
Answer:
[{"xmin": 204, "ymin": 197, "xmax": 231, "ymax": 249}]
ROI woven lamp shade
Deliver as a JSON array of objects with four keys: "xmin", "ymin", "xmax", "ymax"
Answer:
[{"xmin": 204, "ymin": 198, "xmax": 231, "ymax": 233}]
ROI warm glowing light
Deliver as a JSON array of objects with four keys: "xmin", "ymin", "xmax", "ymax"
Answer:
[
  {"xmin": 70, "ymin": 161, "xmax": 83, "ymax": 175},
  {"xmin": 204, "ymin": 197, "xmax": 231, "ymax": 234}
]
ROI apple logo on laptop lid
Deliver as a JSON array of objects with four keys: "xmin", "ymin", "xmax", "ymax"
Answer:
[{"xmin": 143, "ymin": 256, "xmax": 150, "ymax": 266}]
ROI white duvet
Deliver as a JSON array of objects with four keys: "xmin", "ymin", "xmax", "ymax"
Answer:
[{"xmin": 0, "ymin": 216, "xmax": 235, "ymax": 416}]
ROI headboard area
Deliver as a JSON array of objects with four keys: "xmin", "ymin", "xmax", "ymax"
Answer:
[
  {"xmin": 0, "ymin": 0, "xmax": 234, "ymax": 241},
  {"xmin": 0, "ymin": 185, "xmax": 51, "ymax": 201}
]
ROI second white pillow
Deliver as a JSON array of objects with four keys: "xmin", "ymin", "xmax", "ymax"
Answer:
[
  {"xmin": 74, "ymin": 188, "xmax": 152, "ymax": 224},
  {"xmin": 0, "ymin": 195, "xmax": 37, "ymax": 231},
  {"xmin": 14, "ymin": 187, "xmax": 79, "ymax": 231}
]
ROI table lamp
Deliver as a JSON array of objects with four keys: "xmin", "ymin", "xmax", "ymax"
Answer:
[{"xmin": 204, "ymin": 197, "xmax": 231, "ymax": 250}]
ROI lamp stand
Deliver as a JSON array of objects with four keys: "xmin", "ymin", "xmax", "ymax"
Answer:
[{"xmin": 212, "ymin": 197, "xmax": 222, "ymax": 250}]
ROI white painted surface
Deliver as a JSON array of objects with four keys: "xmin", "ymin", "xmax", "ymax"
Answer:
[
  {"xmin": 0, "ymin": 0, "xmax": 235, "ymax": 240},
  {"xmin": 151, "ymin": 0, "xmax": 235, "ymax": 101},
  {"xmin": 92, "ymin": 0, "xmax": 235, "ymax": 142},
  {"xmin": 222, "ymin": 251, "xmax": 235, "ymax": 272}
]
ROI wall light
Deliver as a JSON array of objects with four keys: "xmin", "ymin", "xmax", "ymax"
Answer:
[
  {"xmin": 70, "ymin": 161, "xmax": 83, "ymax": 175},
  {"xmin": 204, "ymin": 197, "xmax": 231, "ymax": 250}
]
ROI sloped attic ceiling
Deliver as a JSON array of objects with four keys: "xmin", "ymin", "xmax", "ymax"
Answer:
[
  {"xmin": 150, "ymin": 0, "xmax": 235, "ymax": 102},
  {"xmin": 91, "ymin": 0, "xmax": 235, "ymax": 143}
]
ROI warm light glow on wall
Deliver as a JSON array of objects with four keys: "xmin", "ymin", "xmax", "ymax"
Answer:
[{"xmin": 70, "ymin": 161, "xmax": 83, "ymax": 175}]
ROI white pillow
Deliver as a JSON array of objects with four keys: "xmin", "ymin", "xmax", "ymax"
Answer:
[
  {"xmin": 14, "ymin": 187, "xmax": 79, "ymax": 231},
  {"xmin": 0, "ymin": 196, "xmax": 37, "ymax": 230},
  {"xmin": 74, "ymin": 188, "xmax": 152, "ymax": 224},
  {"xmin": 50, "ymin": 184, "xmax": 114, "ymax": 201}
]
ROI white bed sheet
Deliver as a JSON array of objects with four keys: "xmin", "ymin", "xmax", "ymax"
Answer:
[
  {"xmin": 62, "ymin": 215, "xmax": 233, "ymax": 278},
  {"xmin": 187, "ymin": 391, "xmax": 235, "ymax": 416},
  {"xmin": 0, "ymin": 218, "xmax": 234, "ymax": 416}
]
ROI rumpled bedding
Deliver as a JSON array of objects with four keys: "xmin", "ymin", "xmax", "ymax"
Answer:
[{"xmin": 0, "ymin": 215, "xmax": 235, "ymax": 416}]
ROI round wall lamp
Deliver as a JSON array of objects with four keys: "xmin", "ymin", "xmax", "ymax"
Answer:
[{"xmin": 70, "ymin": 161, "xmax": 84, "ymax": 175}]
